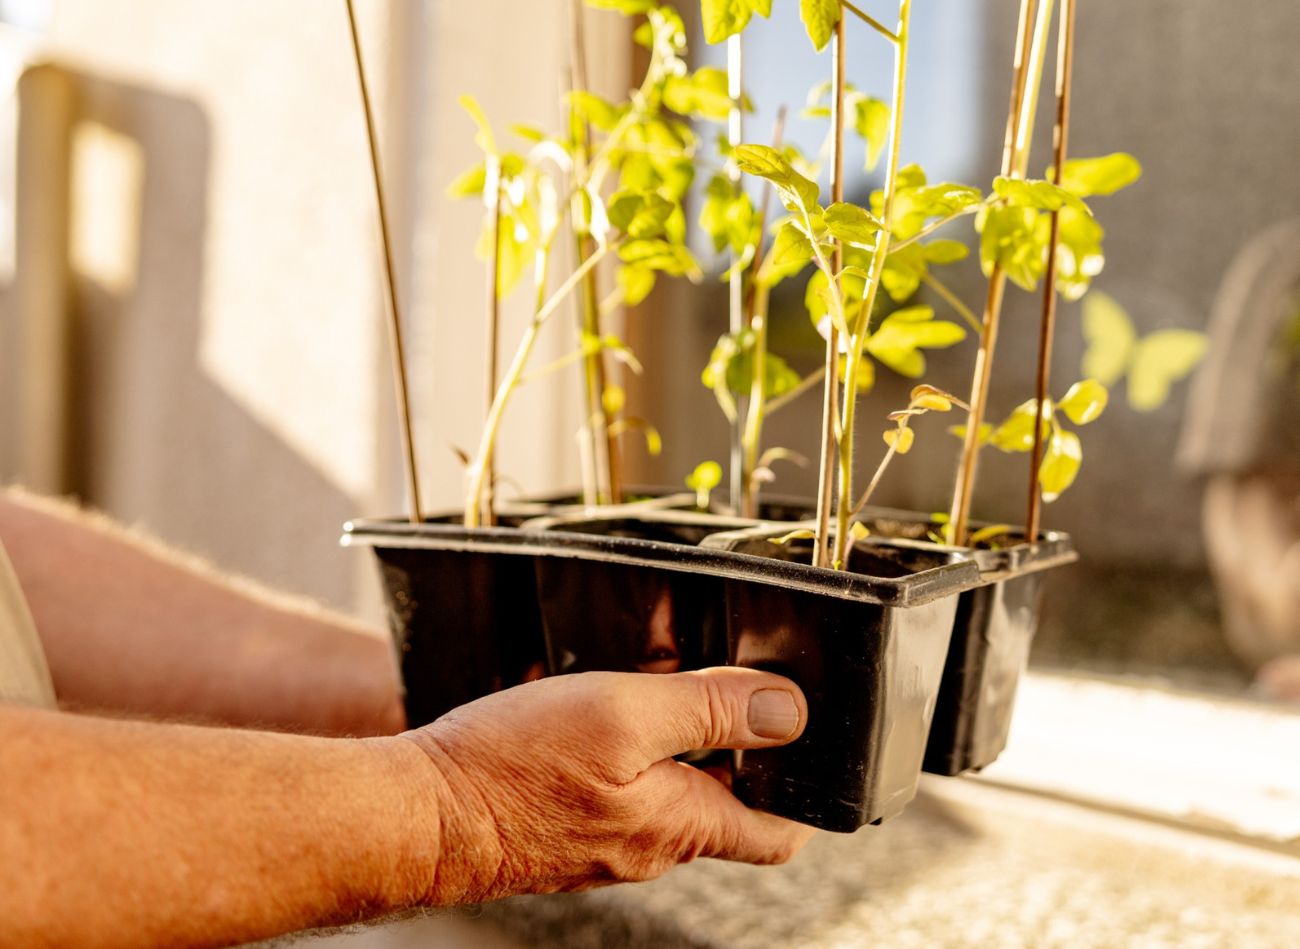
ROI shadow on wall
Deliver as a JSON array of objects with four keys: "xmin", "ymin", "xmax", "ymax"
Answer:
[{"xmin": 10, "ymin": 68, "xmax": 363, "ymax": 611}]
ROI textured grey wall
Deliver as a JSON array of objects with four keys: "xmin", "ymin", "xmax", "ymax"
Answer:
[{"xmin": 634, "ymin": 0, "xmax": 1300, "ymax": 570}]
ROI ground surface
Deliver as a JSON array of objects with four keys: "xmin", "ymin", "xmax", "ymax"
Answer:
[{"xmin": 295, "ymin": 776, "xmax": 1300, "ymax": 949}]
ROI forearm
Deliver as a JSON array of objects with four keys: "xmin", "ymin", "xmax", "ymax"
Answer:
[
  {"xmin": 0, "ymin": 705, "xmax": 439, "ymax": 947},
  {"xmin": 0, "ymin": 489, "xmax": 402, "ymax": 735}
]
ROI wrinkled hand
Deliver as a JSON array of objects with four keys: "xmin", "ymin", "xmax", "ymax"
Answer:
[{"xmin": 397, "ymin": 668, "xmax": 814, "ymax": 904}]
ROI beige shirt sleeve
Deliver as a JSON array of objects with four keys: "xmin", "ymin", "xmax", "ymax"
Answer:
[{"xmin": 0, "ymin": 540, "xmax": 57, "ymax": 709}]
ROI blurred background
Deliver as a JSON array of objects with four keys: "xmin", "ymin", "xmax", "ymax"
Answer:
[{"xmin": 0, "ymin": 0, "xmax": 1297, "ymax": 704}]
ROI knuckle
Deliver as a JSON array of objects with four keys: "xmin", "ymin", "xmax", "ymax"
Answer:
[{"xmin": 696, "ymin": 674, "xmax": 737, "ymax": 747}]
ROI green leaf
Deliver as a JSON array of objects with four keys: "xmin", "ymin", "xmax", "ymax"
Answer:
[
  {"xmin": 567, "ymin": 90, "xmax": 624, "ymax": 133},
  {"xmin": 585, "ymin": 0, "xmax": 657, "ymax": 13},
  {"xmin": 664, "ymin": 66, "xmax": 741, "ymax": 121},
  {"xmin": 853, "ymin": 97, "xmax": 890, "ymax": 171},
  {"xmin": 884, "ymin": 426, "xmax": 915, "ymax": 454},
  {"xmin": 1055, "ymin": 207, "xmax": 1105, "ymax": 299},
  {"xmin": 865, "ymin": 306, "xmax": 966, "ymax": 379},
  {"xmin": 823, "ymin": 202, "xmax": 884, "ymax": 248},
  {"xmin": 1081, "ymin": 291, "xmax": 1136, "ymax": 386},
  {"xmin": 799, "ymin": 0, "xmax": 840, "ymax": 52},
  {"xmin": 618, "ymin": 264, "xmax": 657, "ymax": 306},
  {"xmin": 989, "ymin": 400, "xmax": 1051, "ymax": 453},
  {"xmin": 446, "ymin": 162, "xmax": 486, "ymax": 199},
  {"xmin": 457, "ymin": 94, "xmax": 497, "ymax": 154},
  {"xmin": 686, "ymin": 460, "xmax": 723, "ymax": 506},
  {"xmin": 759, "ymin": 221, "xmax": 815, "ymax": 286},
  {"xmin": 619, "ymin": 239, "xmax": 703, "ymax": 280},
  {"xmin": 700, "ymin": 174, "xmax": 756, "ymax": 255},
  {"xmin": 510, "ymin": 124, "xmax": 548, "ymax": 143},
  {"xmin": 948, "ymin": 422, "xmax": 993, "ymax": 445},
  {"xmin": 993, "ymin": 176, "xmax": 1091, "ymax": 215},
  {"xmin": 701, "ymin": 330, "xmax": 801, "ymax": 399},
  {"xmin": 1127, "ymin": 330, "xmax": 1209, "ymax": 411},
  {"xmin": 733, "ymin": 144, "xmax": 821, "ymax": 216},
  {"xmin": 978, "ymin": 205, "xmax": 1048, "ymax": 290},
  {"xmin": 1039, "ymin": 429, "xmax": 1082, "ymax": 502},
  {"xmin": 607, "ymin": 190, "xmax": 675, "ymax": 239},
  {"xmin": 1057, "ymin": 379, "xmax": 1109, "ymax": 425},
  {"xmin": 1057, "ymin": 153, "xmax": 1143, "ymax": 197},
  {"xmin": 925, "ymin": 239, "xmax": 969, "ymax": 265},
  {"xmin": 701, "ymin": 0, "xmax": 752, "ymax": 44}
]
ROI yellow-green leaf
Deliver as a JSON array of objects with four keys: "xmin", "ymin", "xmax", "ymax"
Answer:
[
  {"xmin": 733, "ymin": 144, "xmax": 821, "ymax": 216},
  {"xmin": 446, "ymin": 163, "xmax": 487, "ymax": 199},
  {"xmin": 1058, "ymin": 153, "xmax": 1142, "ymax": 197},
  {"xmin": 1081, "ymin": 291, "xmax": 1136, "ymax": 386},
  {"xmin": 884, "ymin": 426, "xmax": 916, "ymax": 454},
  {"xmin": 799, "ymin": 0, "xmax": 840, "ymax": 52},
  {"xmin": 602, "ymin": 384, "xmax": 626, "ymax": 417},
  {"xmin": 1057, "ymin": 378, "xmax": 1109, "ymax": 425},
  {"xmin": 1127, "ymin": 330, "xmax": 1209, "ymax": 411},
  {"xmin": 1039, "ymin": 429, "xmax": 1082, "ymax": 502},
  {"xmin": 607, "ymin": 191, "xmax": 675, "ymax": 240},
  {"xmin": 853, "ymin": 96, "xmax": 890, "ymax": 170},
  {"xmin": 760, "ymin": 221, "xmax": 815, "ymax": 287},
  {"xmin": 701, "ymin": 0, "xmax": 753, "ymax": 44},
  {"xmin": 990, "ymin": 400, "xmax": 1051, "ymax": 453},
  {"xmin": 824, "ymin": 202, "xmax": 883, "ymax": 247}
]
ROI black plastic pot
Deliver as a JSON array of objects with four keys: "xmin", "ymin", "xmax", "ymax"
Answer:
[
  {"xmin": 343, "ymin": 512, "xmax": 549, "ymax": 728},
  {"xmin": 847, "ymin": 511, "xmax": 1077, "ymax": 776},
  {"xmin": 524, "ymin": 509, "xmax": 758, "ymax": 678},
  {"xmin": 728, "ymin": 497, "xmax": 1078, "ymax": 777},
  {"xmin": 344, "ymin": 493, "xmax": 700, "ymax": 728},
  {"xmin": 700, "ymin": 524, "xmax": 978, "ymax": 831}
]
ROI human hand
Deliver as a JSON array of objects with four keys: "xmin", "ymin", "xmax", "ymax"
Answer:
[{"xmin": 390, "ymin": 668, "xmax": 814, "ymax": 905}]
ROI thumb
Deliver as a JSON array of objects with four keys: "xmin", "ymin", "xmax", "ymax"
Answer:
[{"xmin": 619, "ymin": 667, "xmax": 807, "ymax": 773}]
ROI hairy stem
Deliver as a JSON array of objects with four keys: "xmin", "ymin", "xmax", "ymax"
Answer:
[
  {"xmin": 922, "ymin": 272, "xmax": 983, "ymax": 335},
  {"xmin": 464, "ymin": 242, "xmax": 614, "ymax": 527},
  {"xmin": 834, "ymin": 0, "xmax": 912, "ymax": 570},
  {"xmin": 813, "ymin": 10, "xmax": 850, "ymax": 570}
]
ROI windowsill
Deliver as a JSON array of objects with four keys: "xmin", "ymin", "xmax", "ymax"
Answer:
[{"xmin": 973, "ymin": 669, "xmax": 1300, "ymax": 853}]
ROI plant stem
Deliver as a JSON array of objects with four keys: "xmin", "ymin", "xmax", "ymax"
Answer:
[
  {"xmin": 740, "ymin": 281, "xmax": 772, "ymax": 517},
  {"xmin": 482, "ymin": 159, "xmax": 505, "ymax": 526},
  {"xmin": 568, "ymin": 0, "xmax": 616, "ymax": 505},
  {"xmin": 834, "ymin": 0, "xmax": 912, "ymax": 570},
  {"xmin": 464, "ymin": 241, "xmax": 615, "ymax": 527},
  {"xmin": 812, "ymin": 10, "xmax": 850, "ymax": 570},
  {"xmin": 947, "ymin": 0, "xmax": 1048, "ymax": 546},
  {"xmin": 851, "ymin": 436, "xmax": 901, "ymax": 515},
  {"xmin": 738, "ymin": 108, "xmax": 788, "ymax": 518},
  {"xmin": 1027, "ymin": 0, "xmax": 1076, "ymax": 543},
  {"xmin": 344, "ymin": 0, "xmax": 423, "ymax": 524},
  {"xmin": 840, "ymin": 0, "xmax": 900, "ymax": 43},
  {"xmin": 766, "ymin": 365, "xmax": 826, "ymax": 415},
  {"xmin": 888, "ymin": 203, "xmax": 983, "ymax": 253},
  {"xmin": 922, "ymin": 272, "xmax": 983, "ymax": 335},
  {"xmin": 727, "ymin": 33, "xmax": 745, "ymax": 514}
]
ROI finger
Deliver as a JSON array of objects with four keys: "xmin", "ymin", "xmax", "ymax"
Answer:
[
  {"xmin": 653, "ymin": 761, "xmax": 815, "ymax": 866},
  {"xmin": 615, "ymin": 667, "xmax": 808, "ymax": 772}
]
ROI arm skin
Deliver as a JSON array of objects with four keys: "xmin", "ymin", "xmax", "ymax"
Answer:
[
  {"xmin": 0, "ymin": 489, "xmax": 403, "ymax": 736},
  {"xmin": 0, "ymin": 668, "xmax": 814, "ymax": 947}
]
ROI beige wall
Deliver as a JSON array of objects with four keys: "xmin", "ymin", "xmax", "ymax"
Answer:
[{"xmin": 0, "ymin": 1, "xmax": 625, "ymax": 614}]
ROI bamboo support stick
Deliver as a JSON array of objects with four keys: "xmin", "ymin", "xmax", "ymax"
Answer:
[
  {"xmin": 482, "ymin": 159, "xmax": 505, "ymax": 526},
  {"xmin": 1026, "ymin": 0, "xmax": 1076, "ymax": 542},
  {"xmin": 947, "ymin": 0, "xmax": 1049, "ymax": 545},
  {"xmin": 727, "ymin": 34, "xmax": 745, "ymax": 513},
  {"xmin": 812, "ymin": 10, "xmax": 849, "ymax": 569},
  {"xmin": 344, "ymin": 0, "xmax": 424, "ymax": 524}
]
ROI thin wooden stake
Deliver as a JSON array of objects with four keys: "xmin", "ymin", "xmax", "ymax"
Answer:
[
  {"xmin": 813, "ymin": 11, "xmax": 848, "ymax": 569},
  {"xmin": 947, "ymin": 0, "xmax": 1043, "ymax": 546},
  {"xmin": 482, "ymin": 159, "xmax": 505, "ymax": 527},
  {"xmin": 344, "ymin": 0, "xmax": 423, "ymax": 524},
  {"xmin": 1026, "ymin": 0, "xmax": 1076, "ymax": 542},
  {"xmin": 727, "ymin": 33, "xmax": 745, "ymax": 514}
]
